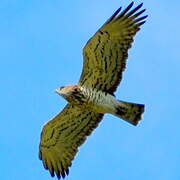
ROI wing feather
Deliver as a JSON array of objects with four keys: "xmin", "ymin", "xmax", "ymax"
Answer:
[
  {"xmin": 79, "ymin": 2, "xmax": 147, "ymax": 94},
  {"xmin": 39, "ymin": 104, "xmax": 103, "ymax": 179}
]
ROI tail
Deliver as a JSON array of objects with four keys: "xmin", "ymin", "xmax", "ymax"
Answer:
[{"xmin": 114, "ymin": 100, "xmax": 145, "ymax": 126}]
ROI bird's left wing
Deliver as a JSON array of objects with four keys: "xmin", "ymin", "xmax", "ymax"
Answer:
[
  {"xmin": 79, "ymin": 2, "xmax": 147, "ymax": 94},
  {"xmin": 39, "ymin": 104, "xmax": 103, "ymax": 179}
]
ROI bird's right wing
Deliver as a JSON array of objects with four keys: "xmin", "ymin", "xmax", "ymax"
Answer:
[
  {"xmin": 79, "ymin": 2, "xmax": 147, "ymax": 94},
  {"xmin": 39, "ymin": 104, "xmax": 104, "ymax": 179}
]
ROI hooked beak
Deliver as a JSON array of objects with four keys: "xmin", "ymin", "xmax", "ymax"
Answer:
[
  {"xmin": 54, "ymin": 88, "xmax": 66, "ymax": 97},
  {"xmin": 54, "ymin": 89, "xmax": 60, "ymax": 94}
]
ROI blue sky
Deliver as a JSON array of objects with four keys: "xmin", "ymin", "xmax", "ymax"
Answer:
[{"xmin": 0, "ymin": 0, "xmax": 180, "ymax": 179}]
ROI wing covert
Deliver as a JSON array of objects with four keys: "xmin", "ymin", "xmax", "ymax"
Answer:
[
  {"xmin": 39, "ymin": 104, "xmax": 103, "ymax": 179},
  {"xmin": 79, "ymin": 2, "xmax": 147, "ymax": 94}
]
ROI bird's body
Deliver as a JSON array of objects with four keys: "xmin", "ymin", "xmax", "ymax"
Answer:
[
  {"xmin": 79, "ymin": 85, "xmax": 120, "ymax": 114},
  {"xmin": 56, "ymin": 84, "xmax": 144, "ymax": 125},
  {"xmin": 57, "ymin": 84, "xmax": 118, "ymax": 113},
  {"xmin": 39, "ymin": 2, "xmax": 147, "ymax": 179}
]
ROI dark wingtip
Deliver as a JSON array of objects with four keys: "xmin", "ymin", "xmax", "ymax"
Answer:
[
  {"xmin": 56, "ymin": 172, "xmax": 61, "ymax": 179},
  {"xmin": 65, "ymin": 168, "xmax": 69, "ymax": 176},
  {"xmin": 137, "ymin": 21, "xmax": 146, "ymax": 26},
  {"xmin": 133, "ymin": 9, "xmax": 146, "ymax": 18},
  {"xmin": 129, "ymin": 1, "xmax": 135, "ymax": 7},
  {"xmin": 138, "ymin": 2, "xmax": 143, "ymax": 8},
  {"xmin": 117, "ymin": 1, "xmax": 134, "ymax": 19},
  {"xmin": 42, "ymin": 160, "xmax": 48, "ymax": 170},
  {"xmin": 107, "ymin": 6, "xmax": 122, "ymax": 23},
  {"xmin": 135, "ymin": 15, "xmax": 148, "ymax": 24},
  {"xmin": 116, "ymin": 7, "xmax": 122, "ymax": 15},
  {"xmin": 61, "ymin": 162, "xmax": 66, "ymax": 179},
  {"xmin": 50, "ymin": 170, "xmax": 55, "ymax": 178},
  {"xmin": 124, "ymin": 1, "xmax": 134, "ymax": 13},
  {"xmin": 62, "ymin": 173, "xmax": 65, "ymax": 179},
  {"xmin": 112, "ymin": 7, "xmax": 122, "ymax": 19},
  {"xmin": 144, "ymin": 14, "xmax": 148, "ymax": 18},
  {"xmin": 39, "ymin": 150, "xmax": 42, "ymax": 160}
]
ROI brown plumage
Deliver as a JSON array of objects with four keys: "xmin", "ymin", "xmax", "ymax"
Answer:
[
  {"xmin": 79, "ymin": 2, "xmax": 147, "ymax": 94},
  {"xmin": 39, "ymin": 2, "xmax": 147, "ymax": 179},
  {"xmin": 39, "ymin": 104, "xmax": 103, "ymax": 179}
]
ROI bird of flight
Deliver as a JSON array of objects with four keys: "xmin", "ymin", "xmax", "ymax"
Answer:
[{"xmin": 39, "ymin": 2, "xmax": 147, "ymax": 179}]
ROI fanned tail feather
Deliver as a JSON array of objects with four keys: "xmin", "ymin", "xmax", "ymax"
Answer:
[{"xmin": 115, "ymin": 100, "xmax": 145, "ymax": 126}]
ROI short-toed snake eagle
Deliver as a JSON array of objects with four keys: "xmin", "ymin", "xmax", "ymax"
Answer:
[{"xmin": 39, "ymin": 2, "xmax": 147, "ymax": 179}]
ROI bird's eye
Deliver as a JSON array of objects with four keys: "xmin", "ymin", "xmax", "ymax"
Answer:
[{"xmin": 60, "ymin": 86, "xmax": 65, "ymax": 90}]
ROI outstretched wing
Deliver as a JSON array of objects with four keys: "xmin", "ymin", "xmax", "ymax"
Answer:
[
  {"xmin": 79, "ymin": 2, "xmax": 147, "ymax": 94},
  {"xmin": 39, "ymin": 104, "xmax": 103, "ymax": 179}
]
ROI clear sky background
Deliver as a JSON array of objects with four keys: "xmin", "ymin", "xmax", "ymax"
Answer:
[{"xmin": 0, "ymin": 0, "xmax": 180, "ymax": 180}]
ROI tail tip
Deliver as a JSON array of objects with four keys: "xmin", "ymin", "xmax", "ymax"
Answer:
[
  {"xmin": 116, "ymin": 103, "xmax": 145, "ymax": 126},
  {"xmin": 131, "ymin": 104, "xmax": 145, "ymax": 126}
]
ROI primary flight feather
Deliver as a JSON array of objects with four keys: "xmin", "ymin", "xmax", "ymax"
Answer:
[{"xmin": 39, "ymin": 2, "xmax": 147, "ymax": 179}]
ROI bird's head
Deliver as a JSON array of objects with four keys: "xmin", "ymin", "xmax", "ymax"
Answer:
[{"xmin": 55, "ymin": 84, "xmax": 83, "ymax": 103}]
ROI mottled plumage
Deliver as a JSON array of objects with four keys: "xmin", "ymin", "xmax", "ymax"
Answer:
[{"xmin": 39, "ymin": 2, "xmax": 147, "ymax": 179}]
